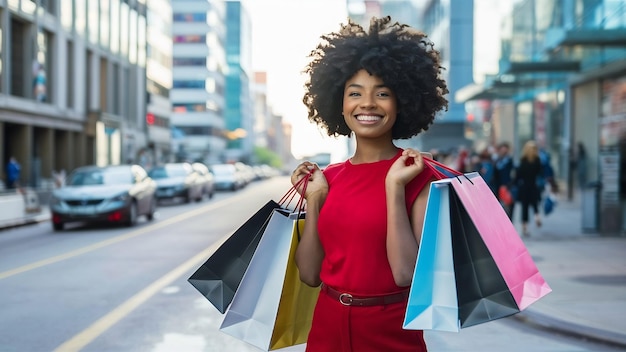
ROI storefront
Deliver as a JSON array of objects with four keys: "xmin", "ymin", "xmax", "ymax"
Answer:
[{"xmin": 598, "ymin": 75, "xmax": 626, "ymax": 233}]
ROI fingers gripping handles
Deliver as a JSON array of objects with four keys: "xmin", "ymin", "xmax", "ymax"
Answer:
[
  {"xmin": 278, "ymin": 169, "xmax": 313, "ymax": 214},
  {"xmin": 279, "ymin": 170, "xmax": 313, "ymax": 241}
]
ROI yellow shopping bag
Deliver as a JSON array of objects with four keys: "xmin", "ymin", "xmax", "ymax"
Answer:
[{"xmin": 271, "ymin": 217, "xmax": 319, "ymax": 350}]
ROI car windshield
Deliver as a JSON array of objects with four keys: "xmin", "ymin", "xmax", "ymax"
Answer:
[
  {"xmin": 211, "ymin": 165, "xmax": 234, "ymax": 175},
  {"xmin": 149, "ymin": 165, "xmax": 188, "ymax": 179},
  {"xmin": 67, "ymin": 168, "xmax": 132, "ymax": 186}
]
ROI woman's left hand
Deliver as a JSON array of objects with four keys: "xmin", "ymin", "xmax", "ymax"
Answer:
[{"xmin": 386, "ymin": 148, "xmax": 425, "ymax": 187}]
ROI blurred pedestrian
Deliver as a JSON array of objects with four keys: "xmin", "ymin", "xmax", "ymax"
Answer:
[
  {"xmin": 455, "ymin": 145, "xmax": 470, "ymax": 173},
  {"xmin": 575, "ymin": 142, "xmax": 588, "ymax": 190},
  {"xmin": 514, "ymin": 141, "xmax": 543, "ymax": 237},
  {"xmin": 6, "ymin": 156, "xmax": 21, "ymax": 189},
  {"xmin": 290, "ymin": 16, "xmax": 448, "ymax": 351},
  {"xmin": 475, "ymin": 147, "xmax": 496, "ymax": 194},
  {"xmin": 53, "ymin": 169, "xmax": 66, "ymax": 188},
  {"xmin": 494, "ymin": 141, "xmax": 515, "ymax": 219},
  {"xmin": 538, "ymin": 146, "xmax": 558, "ymax": 194}
]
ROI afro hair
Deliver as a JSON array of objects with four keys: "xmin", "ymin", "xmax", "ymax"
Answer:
[{"xmin": 302, "ymin": 16, "xmax": 449, "ymax": 139}]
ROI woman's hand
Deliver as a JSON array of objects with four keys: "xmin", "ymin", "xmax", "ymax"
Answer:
[
  {"xmin": 291, "ymin": 162, "xmax": 329, "ymax": 200},
  {"xmin": 386, "ymin": 148, "xmax": 426, "ymax": 187}
]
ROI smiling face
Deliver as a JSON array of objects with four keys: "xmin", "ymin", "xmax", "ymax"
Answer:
[{"xmin": 342, "ymin": 69, "xmax": 397, "ymax": 141}]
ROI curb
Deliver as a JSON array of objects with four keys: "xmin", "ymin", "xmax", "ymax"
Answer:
[
  {"xmin": 514, "ymin": 310, "xmax": 626, "ymax": 349},
  {"xmin": 0, "ymin": 214, "xmax": 50, "ymax": 232}
]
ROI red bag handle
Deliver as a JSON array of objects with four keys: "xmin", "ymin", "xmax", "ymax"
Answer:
[
  {"xmin": 424, "ymin": 157, "xmax": 462, "ymax": 177},
  {"xmin": 278, "ymin": 169, "xmax": 313, "ymax": 211}
]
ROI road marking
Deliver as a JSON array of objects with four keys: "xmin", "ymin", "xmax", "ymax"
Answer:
[
  {"xmin": 53, "ymin": 238, "xmax": 225, "ymax": 352},
  {"xmin": 0, "ymin": 196, "xmax": 241, "ymax": 280}
]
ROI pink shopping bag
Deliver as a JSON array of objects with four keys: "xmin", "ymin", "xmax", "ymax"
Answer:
[{"xmin": 448, "ymin": 172, "xmax": 552, "ymax": 310}]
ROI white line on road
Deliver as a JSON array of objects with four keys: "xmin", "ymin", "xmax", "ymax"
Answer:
[{"xmin": 52, "ymin": 238, "xmax": 225, "ymax": 352}]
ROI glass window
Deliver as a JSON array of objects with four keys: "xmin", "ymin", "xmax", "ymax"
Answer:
[
  {"xmin": 173, "ymin": 35, "xmax": 206, "ymax": 43},
  {"xmin": 75, "ymin": 0, "xmax": 86, "ymax": 36},
  {"xmin": 129, "ymin": 9, "xmax": 138, "ymax": 64},
  {"xmin": 173, "ymin": 13, "xmax": 207, "ymax": 22},
  {"xmin": 173, "ymin": 57, "xmax": 206, "ymax": 66},
  {"xmin": 60, "ymin": 0, "xmax": 73, "ymax": 30},
  {"xmin": 87, "ymin": 0, "xmax": 99, "ymax": 45},
  {"xmin": 120, "ymin": 3, "xmax": 129, "ymax": 57},
  {"xmin": 173, "ymin": 80, "xmax": 205, "ymax": 89},
  {"xmin": 138, "ymin": 15, "xmax": 146, "ymax": 67},
  {"xmin": 173, "ymin": 103, "xmax": 206, "ymax": 112},
  {"xmin": 110, "ymin": 0, "xmax": 120, "ymax": 54},
  {"xmin": 100, "ymin": 0, "xmax": 109, "ymax": 49},
  {"xmin": 0, "ymin": 25, "xmax": 2, "ymax": 94}
]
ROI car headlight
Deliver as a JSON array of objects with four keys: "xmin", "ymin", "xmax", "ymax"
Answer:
[
  {"xmin": 50, "ymin": 195, "xmax": 62, "ymax": 206},
  {"xmin": 174, "ymin": 184, "xmax": 186, "ymax": 191},
  {"xmin": 111, "ymin": 193, "xmax": 131, "ymax": 202}
]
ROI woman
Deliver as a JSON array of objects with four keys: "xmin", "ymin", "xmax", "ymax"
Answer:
[
  {"xmin": 291, "ymin": 17, "xmax": 448, "ymax": 351},
  {"xmin": 515, "ymin": 140, "xmax": 543, "ymax": 237}
]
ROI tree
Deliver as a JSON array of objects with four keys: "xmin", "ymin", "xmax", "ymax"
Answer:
[{"xmin": 253, "ymin": 146, "xmax": 282, "ymax": 168}]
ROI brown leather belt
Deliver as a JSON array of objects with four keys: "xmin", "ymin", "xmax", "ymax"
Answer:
[{"xmin": 321, "ymin": 283, "xmax": 409, "ymax": 307}]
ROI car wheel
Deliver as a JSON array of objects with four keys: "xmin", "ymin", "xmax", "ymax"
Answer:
[
  {"xmin": 146, "ymin": 197, "xmax": 156, "ymax": 221},
  {"xmin": 126, "ymin": 202, "xmax": 138, "ymax": 227},
  {"xmin": 52, "ymin": 222, "xmax": 64, "ymax": 231},
  {"xmin": 208, "ymin": 189, "xmax": 214, "ymax": 199},
  {"xmin": 196, "ymin": 189, "xmax": 203, "ymax": 202}
]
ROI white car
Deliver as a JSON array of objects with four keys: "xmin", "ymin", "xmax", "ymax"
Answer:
[{"xmin": 210, "ymin": 164, "xmax": 246, "ymax": 191}]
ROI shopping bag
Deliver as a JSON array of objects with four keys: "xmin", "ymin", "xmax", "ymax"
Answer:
[
  {"xmin": 219, "ymin": 209, "xmax": 319, "ymax": 351},
  {"xmin": 448, "ymin": 179, "xmax": 522, "ymax": 328},
  {"xmin": 543, "ymin": 192, "xmax": 557, "ymax": 215},
  {"xmin": 498, "ymin": 185, "xmax": 514, "ymax": 206},
  {"xmin": 449, "ymin": 173, "xmax": 552, "ymax": 312},
  {"xmin": 188, "ymin": 200, "xmax": 280, "ymax": 313},
  {"xmin": 188, "ymin": 174, "xmax": 310, "ymax": 314},
  {"xmin": 404, "ymin": 159, "xmax": 551, "ymax": 331},
  {"xmin": 403, "ymin": 183, "xmax": 460, "ymax": 332},
  {"xmin": 404, "ymin": 178, "xmax": 520, "ymax": 331}
]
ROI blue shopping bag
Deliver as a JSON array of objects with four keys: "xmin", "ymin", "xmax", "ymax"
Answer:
[
  {"xmin": 543, "ymin": 194, "xmax": 556, "ymax": 215},
  {"xmin": 403, "ymin": 182, "xmax": 460, "ymax": 332}
]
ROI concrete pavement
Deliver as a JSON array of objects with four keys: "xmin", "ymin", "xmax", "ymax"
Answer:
[
  {"xmin": 1, "ymin": 191, "xmax": 625, "ymax": 348},
  {"xmin": 510, "ymin": 193, "xmax": 626, "ymax": 349}
]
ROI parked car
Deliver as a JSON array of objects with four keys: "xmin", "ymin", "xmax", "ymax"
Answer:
[
  {"xmin": 210, "ymin": 163, "xmax": 246, "ymax": 191},
  {"xmin": 191, "ymin": 162, "xmax": 215, "ymax": 199},
  {"xmin": 148, "ymin": 163, "xmax": 204, "ymax": 203},
  {"xmin": 49, "ymin": 164, "xmax": 157, "ymax": 231}
]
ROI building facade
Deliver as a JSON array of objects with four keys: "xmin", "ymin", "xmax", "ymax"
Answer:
[
  {"xmin": 224, "ymin": 0, "xmax": 253, "ymax": 163},
  {"xmin": 457, "ymin": 0, "xmax": 626, "ymax": 234},
  {"xmin": 171, "ymin": 0, "xmax": 227, "ymax": 164},
  {"xmin": 145, "ymin": 0, "xmax": 173, "ymax": 167},
  {"xmin": 0, "ymin": 0, "xmax": 148, "ymax": 189}
]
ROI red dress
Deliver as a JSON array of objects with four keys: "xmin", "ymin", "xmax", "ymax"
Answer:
[{"xmin": 305, "ymin": 149, "xmax": 434, "ymax": 352}]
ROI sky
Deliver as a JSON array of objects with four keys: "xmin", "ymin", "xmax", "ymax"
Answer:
[{"xmin": 242, "ymin": 0, "xmax": 349, "ymax": 161}]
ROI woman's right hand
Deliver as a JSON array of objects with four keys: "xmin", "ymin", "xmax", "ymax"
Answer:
[{"xmin": 291, "ymin": 161, "xmax": 328, "ymax": 200}]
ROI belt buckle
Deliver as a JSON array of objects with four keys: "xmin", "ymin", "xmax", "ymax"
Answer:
[{"xmin": 339, "ymin": 293, "xmax": 353, "ymax": 306}]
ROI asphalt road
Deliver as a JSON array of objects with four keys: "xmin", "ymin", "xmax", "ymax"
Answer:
[{"xmin": 0, "ymin": 176, "xmax": 620, "ymax": 352}]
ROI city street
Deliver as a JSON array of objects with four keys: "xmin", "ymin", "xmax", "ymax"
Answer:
[{"xmin": 0, "ymin": 176, "xmax": 623, "ymax": 352}]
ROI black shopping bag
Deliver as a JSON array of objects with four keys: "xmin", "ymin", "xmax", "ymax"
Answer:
[
  {"xmin": 188, "ymin": 200, "xmax": 280, "ymax": 313},
  {"xmin": 449, "ymin": 189, "xmax": 520, "ymax": 328}
]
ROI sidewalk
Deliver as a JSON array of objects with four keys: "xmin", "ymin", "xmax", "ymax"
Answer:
[
  {"xmin": 1, "ymin": 192, "xmax": 625, "ymax": 348},
  {"xmin": 511, "ymin": 193, "xmax": 626, "ymax": 348}
]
